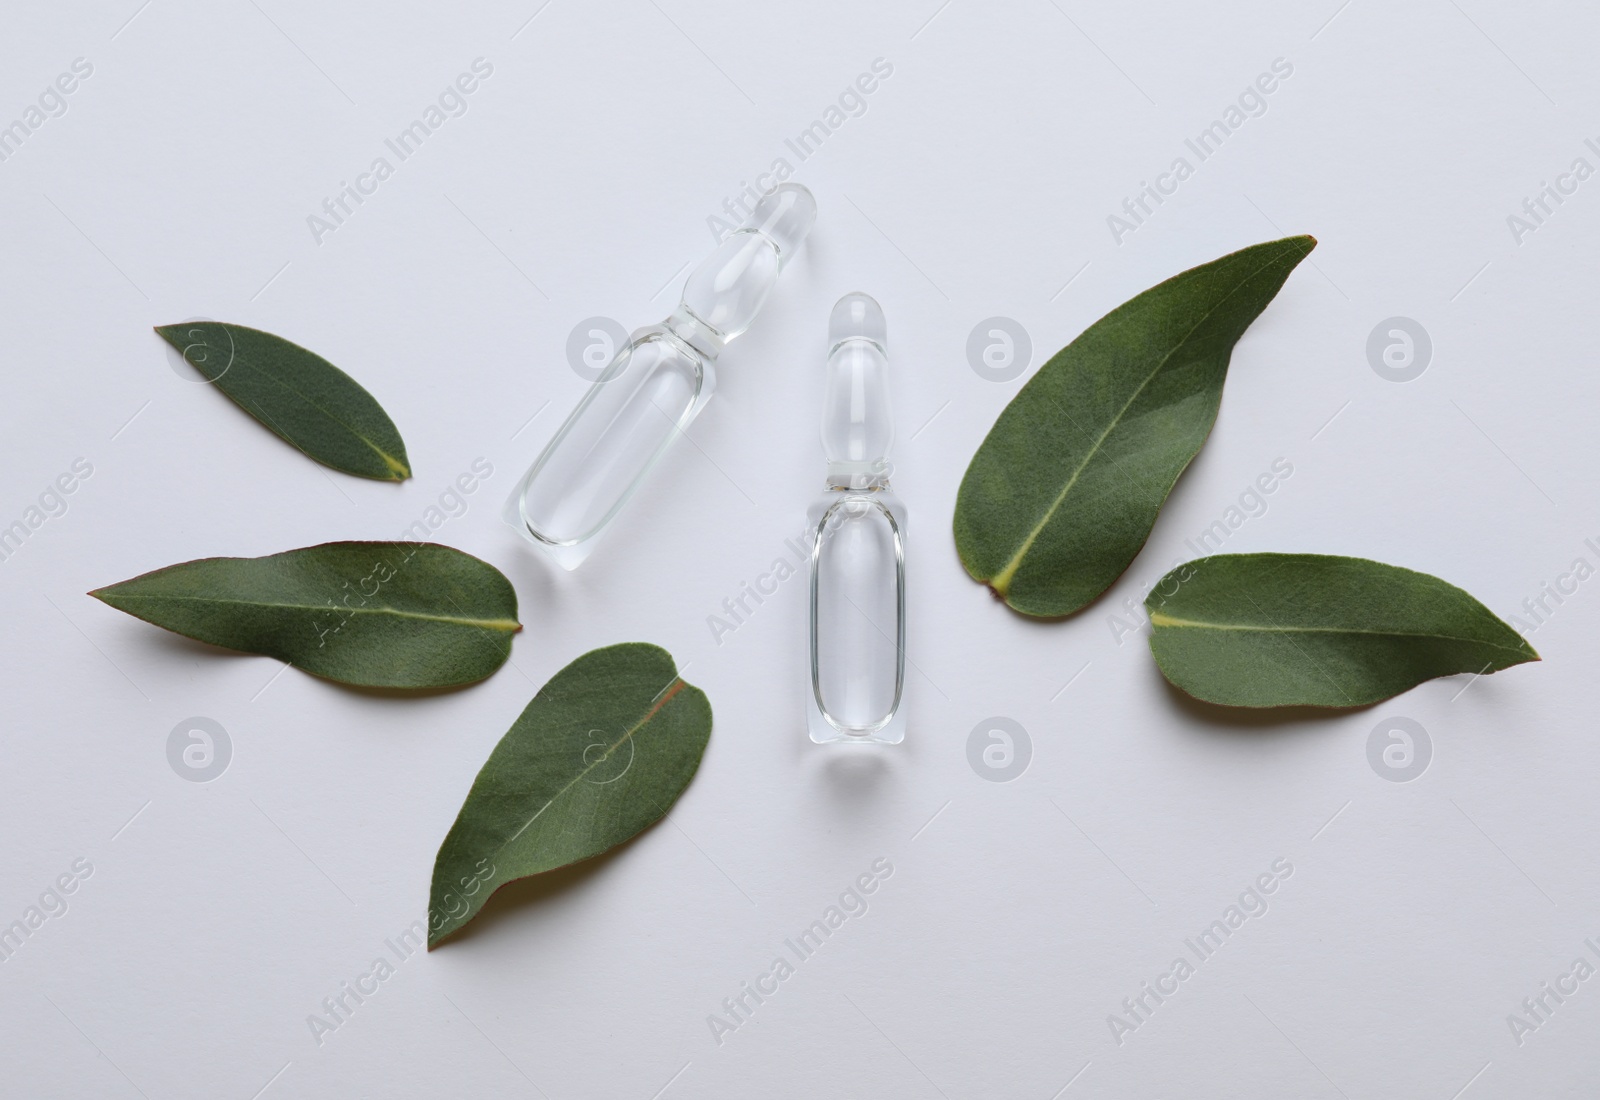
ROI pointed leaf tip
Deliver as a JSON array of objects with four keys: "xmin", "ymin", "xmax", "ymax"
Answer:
[
  {"xmin": 953, "ymin": 236, "xmax": 1315, "ymax": 617},
  {"xmin": 1144, "ymin": 553, "xmax": 1540, "ymax": 708},
  {"xmin": 154, "ymin": 321, "xmax": 410, "ymax": 481},
  {"xmin": 92, "ymin": 541, "xmax": 520, "ymax": 689},
  {"xmin": 428, "ymin": 643, "xmax": 712, "ymax": 947}
]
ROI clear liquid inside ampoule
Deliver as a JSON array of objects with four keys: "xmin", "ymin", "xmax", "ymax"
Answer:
[
  {"xmin": 510, "ymin": 332, "xmax": 707, "ymax": 567},
  {"xmin": 809, "ymin": 495, "xmax": 906, "ymax": 743}
]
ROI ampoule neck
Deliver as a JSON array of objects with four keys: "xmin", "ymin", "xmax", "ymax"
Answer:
[
  {"xmin": 668, "ymin": 184, "xmax": 817, "ymax": 361},
  {"xmin": 826, "ymin": 460, "xmax": 891, "ymax": 491},
  {"xmin": 663, "ymin": 307, "xmax": 725, "ymax": 360},
  {"xmin": 820, "ymin": 292, "xmax": 894, "ymax": 490}
]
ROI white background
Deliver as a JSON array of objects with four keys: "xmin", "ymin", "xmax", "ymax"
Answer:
[{"xmin": 2, "ymin": 1, "xmax": 1598, "ymax": 1097}]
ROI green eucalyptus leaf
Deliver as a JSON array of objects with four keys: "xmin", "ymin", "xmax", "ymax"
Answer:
[
  {"xmin": 90, "ymin": 541, "xmax": 519, "ymax": 689},
  {"xmin": 429, "ymin": 643, "xmax": 712, "ymax": 947},
  {"xmin": 1145, "ymin": 553, "xmax": 1539, "ymax": 708},
  {"xmin": 156, "ymin": 321, "xmax": 411, "ymax": 480},
  {"xmin": 954, "ymin": 236, "xmax": 1315, "ymax": 617}
]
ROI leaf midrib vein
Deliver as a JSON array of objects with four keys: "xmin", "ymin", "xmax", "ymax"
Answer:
[
  {"xmin": 1148, "ymin": 612, "xmax": 1532, "ymax": 655},
  {"xmin": 990, "ymin": 243, "xmax": 1300, "ymax": 594},
  {"xmin": 482, "ymin": 677, "xmax": 689, "ymax": 874},
  {"xmin": 230, "ymin": 343, "xmax": 407, "ymax": 474},
  {"xmin": 108, "ymin": 592, "xmax": 518, "ymax": 631}
]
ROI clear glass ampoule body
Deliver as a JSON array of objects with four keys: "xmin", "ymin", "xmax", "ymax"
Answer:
[
  {"xmin": 807, "ymin": 292, "xmax": 907, "ymax": 745},
  {"xmin": 505, "ymin": 184, "xmax": 817, "ymax": 569}
]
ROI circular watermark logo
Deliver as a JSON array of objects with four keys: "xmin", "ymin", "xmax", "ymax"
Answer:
[
  {"xmin": 566, "ymin": 316, "xmax": 629, "ymax": 383},
  {"xmin": 966, "ymin": 317, "xmax": 1032, "ymax": 383},
  {"xmin": 581, "ymin": 729, "xmax": 634, "ymax": 784},
  {"xmin": 1366, "ymin": 716, "xmax": 1431, "ymax": 783},
  {"xmin": 967, "ymin": 716, "xmax": 1032, "ymax": 782},
  {"xmin": 1366, "ymin": 317, "xmax": 1431, "ymax": 383},
  {"xmin": 167, "ymin": 717, "xmax": 231, "ymax": 783},
  {"xmin": 161, "ymin": 318, "xmax": 235, "ymax": 383}
]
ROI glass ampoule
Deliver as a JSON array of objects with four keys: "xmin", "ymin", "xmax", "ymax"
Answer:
[
  {"xmin": 806, "ymin": 292, "xmax": 907, "ymax": 745},
  {"xmin": 505, "ymin": 183, "xmax": 817, "ymax": 569}
]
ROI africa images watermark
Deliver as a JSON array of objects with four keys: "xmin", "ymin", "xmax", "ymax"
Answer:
[
  {"xmin": 0, "ymin": 857, "xmax": 93, "ymax": 965},
  {"xmin": 967, "ymin": 317, "xmax": 1033, "ymax": 384},
  {"xmin": 706, "ymin": 530, "xmax": 811, "ymax": 646},
  {"xmin": 1505, "ymin": 137, "xmax": 1600, "ymax": 245},
  {"xmin": 306, "ymin": 58, "xmax": 495, "ymax": 245},
  {"xmin": 167, "ymin": 717, "xmax": 232, "ymax": 783},
  {"xmin": 1107, "ymin": 857, "xmax": 1294, "ymax": 1045},
  {"xmin": 706, "ymin": 857, "xmax": 894, "ymax": 1046},
  {"xmin": 1106, "ymin": 57, "xmax": 1294, "ymax": 245},
  {"xmin": 706, "ymin": 58, "xmax": 895, "ymax": 242},
  {"xmin": 1367, "ymin": 717, "xmax": 1432, "ymax": 783},
  {"xmin": 1106, "ymin": 457, "xmax": 1294, "ymax": 646},
  {"xmin": 1505, "ymin": 536, "xmax": 1600, "ymax": 636},
  {"xmin": 705, "ymin": 462, "xmax": 893, "ymax": 647},
  {"xmin": 1366, "ymin": 317, "xmax": 1432, "ymax": 383},
  {"xmin": 428, "ymin": 857, "xmax": 497, "ymax": 941},
  {"xmin": 0, "ymin": 457, "xmax": 94, "ymax": 566},
  {"xmin": 310, "ymin": 552, "xmax": 408, "ymax": 650},
  {"xmin": 1505, "ymin": 935, "xmax": 1600, "ymax": 1048},
  {"xmin": 399, "ymin": 457, "xmax": 495, "ymax": 542},
  {"xmin": 967, "ymin": 717, "xmax": 1032, "ymax": 782},
  {"xmin": 0, "ymin": 57, "xmax": 94, "ymax": 165},
  {"xmin": 310, "ymin": 458, "xmax": 496, "ymax": 648},
  {"xmin": 305, "ymin": 920, "xmax": 428, "ymax": 1046}
]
